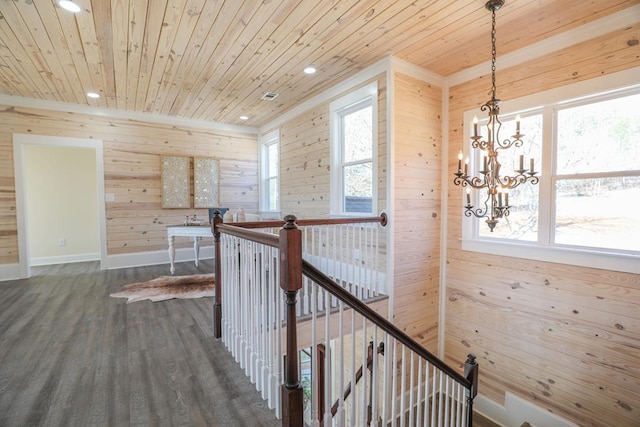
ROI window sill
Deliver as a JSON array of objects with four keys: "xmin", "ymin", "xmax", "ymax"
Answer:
[{"xmin": 461, "ymin": 238, "xmax": 639, "ymax": 275}]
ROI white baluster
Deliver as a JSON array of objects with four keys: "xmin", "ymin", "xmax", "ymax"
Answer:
[
  {"xmin": 323, "ymin": 288, "xmax": 332, "ymax": 426},
  {"xmin": 391, "ymin": 338, "xmax": 398, "ymax": 427},
  {"xmin": 360, "ymin": 318, "xmax": 368, "ymax": 427},
  {"xmin": 336, "ymin": 301, "xmax": 345, "ymax": 427},
  {"xmin": 310, "ymin": 282, "xmax": 320, "ymax": 427},
  {"xmin": 417, "ymin": 358, "xmax": 423, "ymax": 425},
  {"xmin": 400, "ymin": 345, "xmax": 406, "ymax": 427},
  {"xmin": 371, "ymin": 325, "xmax": 379, "ymax": 427},
  {"xmin": 409, "ymin": 351, "xmax": 415, "ymax": 426}
]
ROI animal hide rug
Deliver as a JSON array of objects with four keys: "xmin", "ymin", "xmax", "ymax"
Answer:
[{"xmin": 110, "ymin": 274, "xmax": 215, "ymax": 303}]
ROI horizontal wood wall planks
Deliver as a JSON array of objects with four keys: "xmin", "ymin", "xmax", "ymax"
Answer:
[
  {"xmin": 0, "ymin": 105, "xmax": 258, "ymax": 262},
  {"xmin": 393, "ymin": 72, "xmax": 443, "ymax": 352},
  {"xmin": 445, "ymin": 24, "xmax": 640, "ymax": 427}
]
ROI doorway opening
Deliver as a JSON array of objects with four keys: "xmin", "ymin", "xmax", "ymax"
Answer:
[{"xmin": 13, "ymin": 134, "xmax": 107, "ymax": 278}]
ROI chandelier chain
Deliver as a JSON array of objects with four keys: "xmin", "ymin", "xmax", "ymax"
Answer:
[{"xmin": 490, "ymin": 7, "xmax": 497, "ymax": 101}]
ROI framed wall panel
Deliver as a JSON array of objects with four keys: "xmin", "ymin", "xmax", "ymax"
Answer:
[
  {"xmin": 194, "ymin": 157, "xmax": 220, "ymax": 208},
  {"xmin": 161, "ymin": 155, "xmax": 190, "ymax": 208}
]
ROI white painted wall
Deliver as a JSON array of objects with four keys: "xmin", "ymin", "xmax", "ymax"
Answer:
[{"xmin": 24, "ymin": 145, "xmax": 100, "ymax": 265}]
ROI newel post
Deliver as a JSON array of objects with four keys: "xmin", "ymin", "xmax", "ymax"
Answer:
[
  {"xmin": 464, "ymin": 353, "xmax": 479, "ymax": 427},
  {"xmin": 279, "ymin": 215, "xmax": 304, "ymax": 427},
  {"xmin": 212, "ymin": 211, "xmax": 223, "ymax": 339}
]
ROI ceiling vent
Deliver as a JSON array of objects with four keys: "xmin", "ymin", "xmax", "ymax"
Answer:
[{"xmin": 261, "ymin": 92, "xmax": 279, "ymax": 101}]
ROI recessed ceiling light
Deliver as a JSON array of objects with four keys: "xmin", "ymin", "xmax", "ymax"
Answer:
[
  {"xmin": 58, "ymin": 0, "xmax": 82, "ymax": 13},
  {"xmin": 239, "ymin": 115, "xmax": 249, "ymax": 120},
  {"xmin": 86, "ymin": 92, "xmax": 100, "ymax": 99},
  {"xmin": 304, "ymin": 66, "xmax": 317, "ymax": 74}
]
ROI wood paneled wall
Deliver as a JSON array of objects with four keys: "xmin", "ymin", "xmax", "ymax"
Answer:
[
  {"xmin": 273, "ymin": 70, "xmax": 443, "ymax": 350},
  {"xmin": 445, "ymin": 25, "xmax": 640, "ymax": 427},
  {"xmin": 0, "ymin": 106, "xmax": 258, "ymax": 264},
  {"xmin": 275, "ymin": 76, "xmax": 387, "ymax": 220},
  {"xmin": 392, "ymin": 72, "xmax": 442, "ymax": 351}
]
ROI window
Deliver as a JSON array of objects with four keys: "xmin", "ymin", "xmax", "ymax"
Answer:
[
  {"xmin": 260, "ymin": 130, "xmax": 279, "ymax": 213},
  {"xmin": 330, "ymin": 83, "xmax": 377, "ymax": 215},
  {"xmin": 462, "ymin": 74, "xmax": 640, "ymax": 274},
  {"xmin": 553, "ymin": 93, "xmax": 640, "ymax": 252}
]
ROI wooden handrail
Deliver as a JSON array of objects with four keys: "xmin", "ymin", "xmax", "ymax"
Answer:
[
  {"xmin": 215, "ymin": 223, "xmax": 279, "ymax": 247},
  {"xmin": 223, "ymin": 212, "xmax": 388, "ymax": 229},
  {"xmin": 301, "ymin": 259, "xmax": 472, "ymax": 389}
]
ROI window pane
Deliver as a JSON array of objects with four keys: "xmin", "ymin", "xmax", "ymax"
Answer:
[
  {"xmin": 268, "ymin": 177, "xmax": 278, "ymax": 211},
  {"xmin": 557, "ymin": 93, "xmax": 640, "ymax": 175},
  {"xmin": 267, "ymin": 143, "xmax": 278, "ymax": 177},
  {"xmin": 555, "ymin": 176, "xmax": 640, "ymax": 251},
  {"xmin": 343, "ymin": 105, "xmax": 372, "ymax": 163},
  {"xmin": 343, "ymin": 162, "xmax": 372, "ymax": 213}
]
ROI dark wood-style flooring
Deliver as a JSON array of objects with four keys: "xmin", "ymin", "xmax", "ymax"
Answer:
[{"xmin": 0, "ymin": 260, "xmax": 279, "ymax": 427}]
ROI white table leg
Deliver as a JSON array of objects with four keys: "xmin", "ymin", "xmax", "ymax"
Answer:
[
  {"xmin": 169, "ymin": 236, "xmax": 176, "ymax": 275},
  {"xmin": 193, "ymin": 237, "xmax": 201, "ymax": 267}
]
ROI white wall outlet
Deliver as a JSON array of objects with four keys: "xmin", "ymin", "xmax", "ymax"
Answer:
[
  {"xmin": 105, "ymin": 193, "xmax": 115, "ymax": 202},
  {"xmin": 58, "ymin": 238, "xmax": 66, "ymax": 247}
]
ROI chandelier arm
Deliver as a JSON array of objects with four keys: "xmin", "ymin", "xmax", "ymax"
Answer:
[
  {"xmin": 471, "ymin": 139, "xmax": 491, "ymax": 151},
  {"xmin": 501, "ymin": 174, "xmax": 540, "ymax": 189},
  {"xmin": 465, "ymin": 195, "xmax": 491, "ymax": 219},
  {"xmin": 453, "ymin": 175, "xmax": 492, "ymax": 190},
  {"xmin": 495, "ymin": 137, "xmax": 524, "ymax": 150}
]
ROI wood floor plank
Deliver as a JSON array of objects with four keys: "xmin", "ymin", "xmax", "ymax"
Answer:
[{"xmin": 0, "ymin": 261, "xmax": 279, "ymax": 427}]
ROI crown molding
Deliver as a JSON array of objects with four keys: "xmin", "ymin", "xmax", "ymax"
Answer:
[
  {"xmin": 446, "ymin": 4, "xmax": 640, "ymax": 87},
  {"xmin": 389, "ymin": 56, "xmax": 444, "ymax": 87},
  {"xmin": 0, "ymin": 94, "xmax": 259, "ymax": 135}
]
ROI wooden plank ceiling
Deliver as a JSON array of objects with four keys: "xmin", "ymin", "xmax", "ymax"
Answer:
[{"xmin": 0, "ymin": 0, "xmax": 636, "ymax": 127}]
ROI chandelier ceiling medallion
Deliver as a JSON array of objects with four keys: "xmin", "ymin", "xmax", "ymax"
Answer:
[{"xmin": 454, "ymin": 0, "xmax": 539, "ymax": 232}]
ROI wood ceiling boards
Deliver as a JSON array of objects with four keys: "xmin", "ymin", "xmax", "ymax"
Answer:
[{"xmin": 0, "ymin": 0, "xmax": 635, "ymax": 127}]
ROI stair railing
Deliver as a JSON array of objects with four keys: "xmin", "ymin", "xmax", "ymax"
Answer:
[{"xmin": 212, "ymin": 213, "xmax": 477, "ymax": 426}]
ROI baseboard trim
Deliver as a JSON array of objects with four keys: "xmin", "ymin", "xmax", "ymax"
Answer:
[
  {"xmin": 105, "ymin": 246, "xmax": 214, "ymax": 270},
  {"xmin": 0, "ymin": 247, "xmax": 215, "ymax": 281},
  {"xmin": 31, "ymin": 253, "xmax": 100, "ymax": 266},
  {"xmin": 475, "ymin": 392, "xmax": 578, "ymax": 427},
  {"xmin": 0, "ymin": 263, "xmax": 22, "ymax": 281}
]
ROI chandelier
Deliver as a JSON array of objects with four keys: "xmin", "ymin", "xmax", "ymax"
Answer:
[{"xmin": 454, "ymin": 0, "xmax": 539, "ymax": 232}]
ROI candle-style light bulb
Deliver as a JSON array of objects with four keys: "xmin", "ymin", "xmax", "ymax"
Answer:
[
  {"xmin": 472, "ymin": 116, "xmax": 479, "ymax": 137},
  {"xmin": 504, "ymin": 188, "xmax": 509, "ymax": 206},
  {"xmin": 515, "ymin": 114, "xmax": 521, "ymax": 134},
  {"xmin": 466, "ymin": 187, "xmax": 471, "ymax": 205},
  {"xmin": 457, "ymin": 150, "xmax": 463, "ymax": 172},
  {"xmin": 464, "ymin": 156, "xmax": 470, "ymax": 176},
  {"xmin": 519, "ymin": 154, "xmax": 524, "ymax": 172}
]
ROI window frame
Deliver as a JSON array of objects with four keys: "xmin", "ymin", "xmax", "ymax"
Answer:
[
  {"xmin": 330, "ymin": 82, "xmax": 378, "ymax": 216},
  {"xmin": 259, "ymin": 129, "xmax": 280, "ymax": 216},
  {"xmin": 460, "ymin": 72, "xmax": 640, "ymax": 274}
]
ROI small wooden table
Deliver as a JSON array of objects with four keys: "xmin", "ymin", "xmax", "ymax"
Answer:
[{"xmin": 167, "ymin": 225, "xmax": 213, "ymax": 274}]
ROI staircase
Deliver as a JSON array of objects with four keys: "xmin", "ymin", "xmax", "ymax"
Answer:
[{"xmin": 211, "ymin": 212, "xmax": 478, "ymax": 426}]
